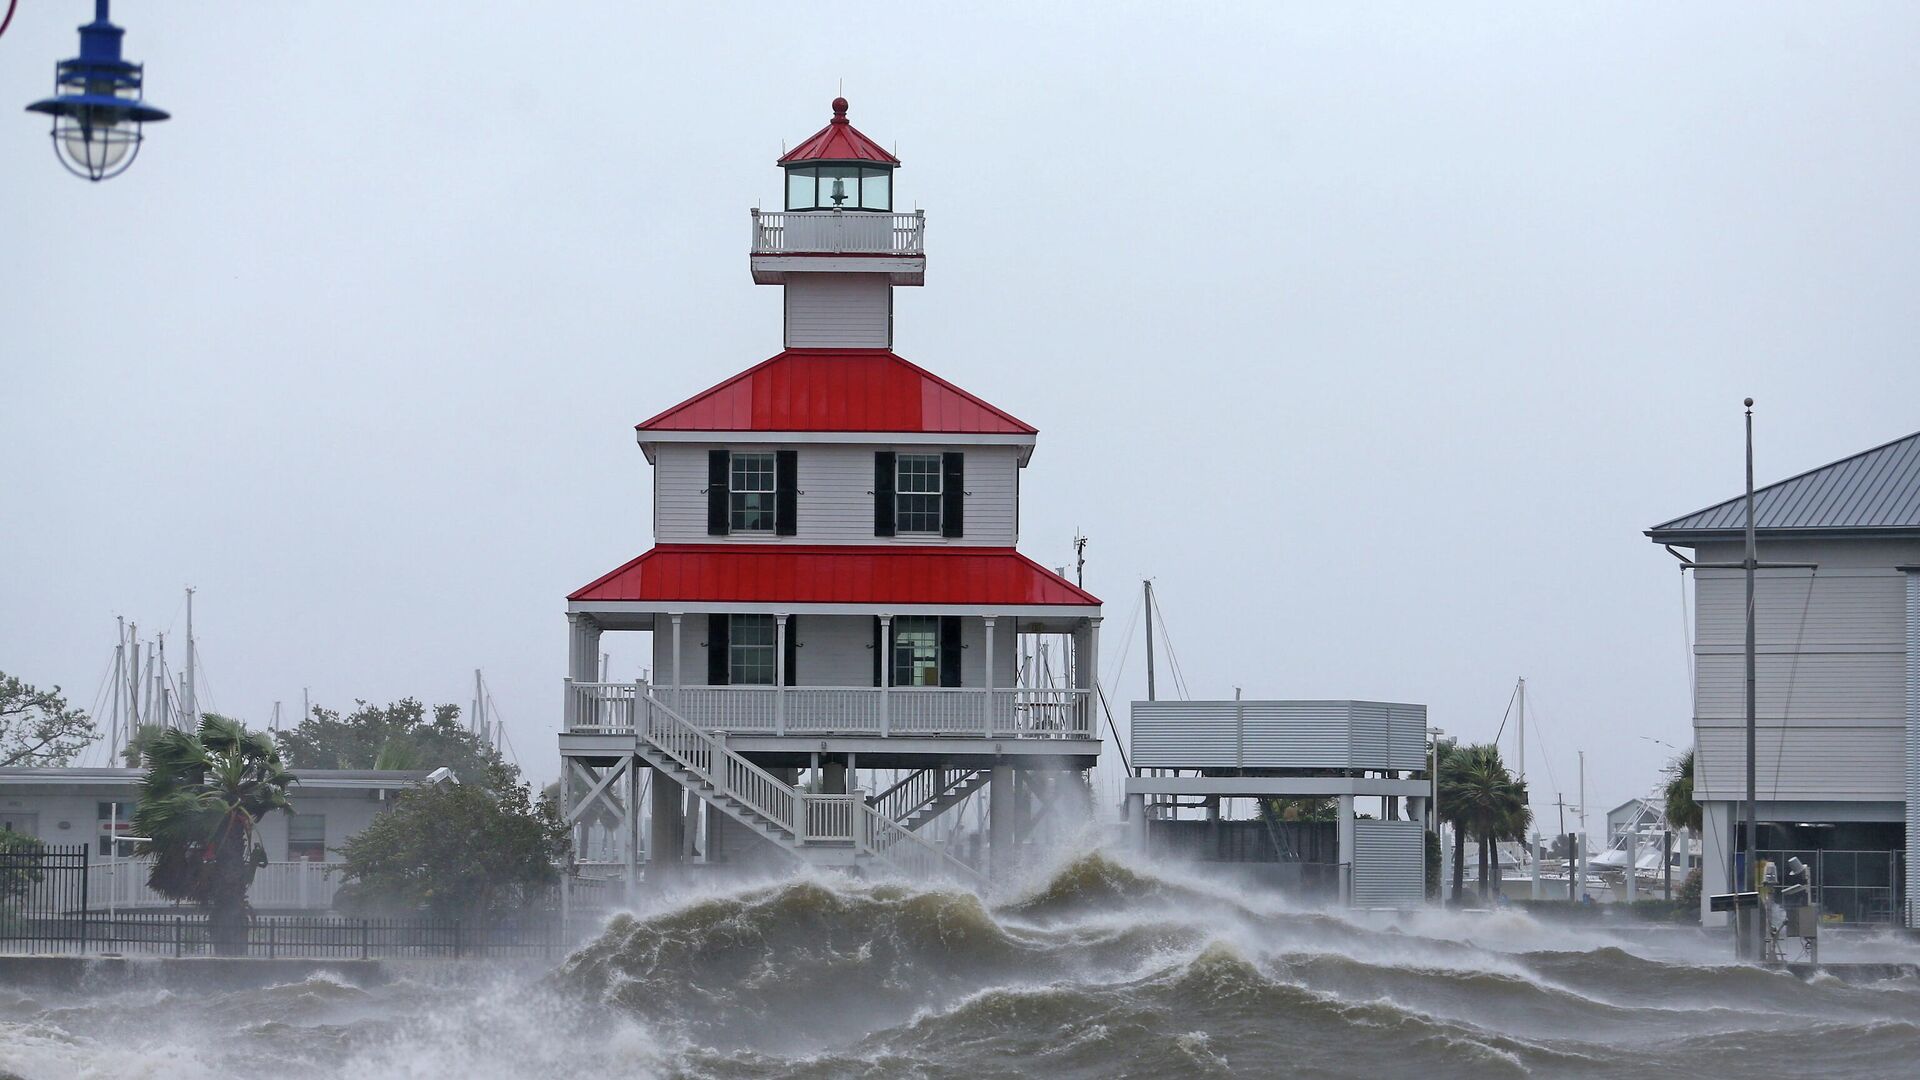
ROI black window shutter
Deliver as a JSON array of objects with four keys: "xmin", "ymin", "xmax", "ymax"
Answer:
[
  {"xmin": 873, "ymin": 452, "xmax": 896, "ymax": 537},
  {"xmin": 941, "ymin": 452, "xmax": 964, "ymax": 538},
  {"xmin": 939, "ymin": 616, "xmax": 962, "ymax": 688},
  {"xmin": 707, "ymin": 614, "xmax": 730, "ymax": 685},
  {"xmin": 775, "ymin": 450, "xmax": 798, "ymax": 536},
  {"xmin": 784, "ymin": 615, "xmax": 798, "ymax": 686},
  {"xmin": 707, "ymin": 450, "xmax": 731, "ymax": 536}
]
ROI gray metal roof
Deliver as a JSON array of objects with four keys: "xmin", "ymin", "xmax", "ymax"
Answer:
[
  {"xmin": 1647, "ymin": 429, "xmax": 1920, "ymax": 541},
  {"xmin": 0, "ymin": 767, "xmax": 433, "ymax": 790}
]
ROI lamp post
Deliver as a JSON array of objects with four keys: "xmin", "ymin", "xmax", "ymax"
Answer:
[{"xmin": 24, "ymin": 0, "xmax": 169, "ymax": 181}]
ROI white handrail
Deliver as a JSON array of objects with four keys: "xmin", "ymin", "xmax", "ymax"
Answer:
[
  {"xmin": 635, "ymin": 690, "xmax": 981, "ymax": 882},
  {"xmin": 749, "ymin": 210, "xmax": 925, "ymax": 255}
]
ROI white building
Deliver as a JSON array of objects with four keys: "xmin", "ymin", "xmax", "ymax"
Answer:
[
  {"xmin": 1648, "ymin": 429, "xmax": 1920, "ymax": 926},
  {"xmin": 0, "ymin": 767, "xmax": 427, "ymax": 911},
  {"xmin": 557, "ymin": 100, "xmax": 1103, "ymax": 886}
]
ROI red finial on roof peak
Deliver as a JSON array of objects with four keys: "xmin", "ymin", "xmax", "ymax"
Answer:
[{"xmin": 779, "ymin": 98, "xmax": 900, "ymax": 166}]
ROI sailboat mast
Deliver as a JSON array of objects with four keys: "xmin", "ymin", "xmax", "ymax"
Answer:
[
  {"xmin": 1143, "ymin": 579, "xmax": 1157, "ymax": 703},
  {"xmin": 1516, "ymin": 676, "xmax": 1526, "ymax": 788},
  {"xmin": 110, "ymin": 618, "xmax": 125, "ymax": 763},
  {"xmin": 182, "ymin": 587, "xmax": 197, "ymax": 727}
]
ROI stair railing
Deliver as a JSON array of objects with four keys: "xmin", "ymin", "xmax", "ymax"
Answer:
[
  {"xmin": 858, "ymin": 805, "xmax": 987, "ymax": 885},
  {"xmin": 640, "ymin": 690, "xmax": 799, "ymax": 836}
]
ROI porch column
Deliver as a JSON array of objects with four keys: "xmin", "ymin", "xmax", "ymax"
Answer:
[
  {"xmin": 983, "ymin": 616, "xmax": 997, "ymax": 737},
  {"xmin": 566, "ymin": 613, "xmax": 601, "ymax": 727},
  {"xmin": 1337, "ymin": 794, "xmax": 1356, "ymax": 906},
  {"xmin": 879, "ymin": 614, "xmax": 893, "ymax": 737},
  {"xmin": 1075, "ymin": 617, "xmax": 1102, "ymax": 736},
  {"xmin": 1127, "ymin": 791, "xmax": 1148, "ymax": 852},
  {"xmin": 623, "ymin": 756, "xmax": 641, "ymax": 904},
  {"xmin": 1903, "ymin": 567, "xmax": 1919, "ymax": 928},
  {"xmin": 649, "ymin": 766, "xmax": 682, "ymax": 879},
  {"xmin": 670, "ymin": 613, "xmax": 683, "ymax": 705},
  {"xmin": 989, "ymin": 761, "xmax": 1016, "ymax": 878},
  {"xmin": 775, "ymin": 614, "xmax": 788, "ymax": 736}
]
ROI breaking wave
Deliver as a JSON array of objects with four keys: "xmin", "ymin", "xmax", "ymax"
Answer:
[{"xmin": 5, "ymin": 849, "xmax": 1920, "ymax": 1078}]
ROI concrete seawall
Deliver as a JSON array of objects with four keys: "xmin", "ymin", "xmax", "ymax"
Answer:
[{"xmin": 0, "ymin": 954, "xmax": 389, "ymax": 992}]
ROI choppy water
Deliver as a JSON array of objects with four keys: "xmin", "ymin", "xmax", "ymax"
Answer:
[{"xmin": 5, "ymin": 851, "xmax": 1919, "ymax": 1079}]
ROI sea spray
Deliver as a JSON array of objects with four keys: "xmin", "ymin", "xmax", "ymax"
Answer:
[{"xmin": 4, "ymin": 849, "xmax": 1920, "ymax": 1079}]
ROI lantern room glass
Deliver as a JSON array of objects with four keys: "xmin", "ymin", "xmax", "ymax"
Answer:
[{"xmin": 783, "ymin": 166, "xmax": 893, "ymax": 212}]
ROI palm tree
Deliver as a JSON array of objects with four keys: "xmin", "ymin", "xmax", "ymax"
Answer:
[
  {"xmin": 1435, "ymin": 742, "xmax": 1471, "ymax": 902},
  {"xmin": 132, "ymin": 715, "xmax": 296, "ymax": 954},
  {"xmin": 1442, "ymin": 743, "xmax": 1530, "ymax": 902},
  {"xmin": 1663, "ymin": 750, "xmax": 1701, "ymax": 833}
]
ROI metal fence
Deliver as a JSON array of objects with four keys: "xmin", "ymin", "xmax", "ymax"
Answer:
[
  {"xmin": 1752, "ymin": 848, "xmax": 1906, "ymax": 925},
  {"xmin": 3, "ymin": 844, "xmax": 573, "ymax": 959}
]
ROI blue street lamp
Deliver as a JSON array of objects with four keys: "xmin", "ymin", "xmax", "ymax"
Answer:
[{"xmin": 24, "ymin": 1, "xmax": 168, "ymax": 181}]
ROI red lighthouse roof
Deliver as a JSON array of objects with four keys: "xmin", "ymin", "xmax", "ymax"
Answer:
[
  {"xmin": 637, "ymin": 350, "xmax": 1035, "ymax": 436},
  {"xmin": 779, "ymin": 98, "xmax": 900, "ymax": 166}
]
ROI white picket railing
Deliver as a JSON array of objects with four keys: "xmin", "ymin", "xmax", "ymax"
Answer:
[
  {"xmin": 750, "ymin": 210, "xmax": 925, "ymax": 255},
  {"xmin": 859, "ymin": 808, "xmax": 983, "ymax": 884},
  {"xmin": 801, "ymin": 795, "xmax": 858, "ymax": 843},
  {"xmin": 569, "ymin": 682, "xmax": 1093, "ymax": 740},
  {"xmin": 91, "ymin": 859, "xmax": 346, "ymax": 911}
]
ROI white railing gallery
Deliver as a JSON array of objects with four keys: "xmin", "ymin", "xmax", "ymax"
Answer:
[
  {"xmin": 597, "ymin": 687, "xmax": 981, "ymax": 884},
  {"xmin": 750, "ymin": 210, "xmax": 925, "ymax": 255},
  {"xmin": 568, "ymin": 681, "xmax": 1094, "ymax": 740},
  {"xmin": 91, "ymin": 859, "xmax": 346, "ymax": 911}
]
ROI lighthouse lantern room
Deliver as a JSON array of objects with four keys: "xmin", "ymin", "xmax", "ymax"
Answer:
[{"xmin": 558, "ymin": 100, "xmax": 1100, "ymax": 897}]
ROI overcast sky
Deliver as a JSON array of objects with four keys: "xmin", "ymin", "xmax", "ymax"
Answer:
[{"xmin": 4, "ymin": 3, "xmax": 1917, "ymax": 826}]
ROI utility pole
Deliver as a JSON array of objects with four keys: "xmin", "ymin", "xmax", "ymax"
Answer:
[
  {"xmin": 1143, "ymin": 580, "xmax": 1157, "ymax": 703},
  {"xmin": 1577, "ymin": 750, "xmax": 1586, "ymax": 836},
  {"xmin": 473, "ymin": 669, "xmax": 485, "ymax": 738},
  {"xmin": 1666, "ymin": 401, "xmax": 1816, "ymax": 959}
]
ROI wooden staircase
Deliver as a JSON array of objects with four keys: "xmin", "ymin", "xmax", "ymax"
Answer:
[{"xmin": 631, "ymin": 689, "xmax": 984, "ymax": 885}]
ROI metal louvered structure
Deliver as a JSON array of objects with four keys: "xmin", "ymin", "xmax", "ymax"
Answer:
[
  {"xmin": 1131, "ymin": 700, "xmax": 1428, "ymax": 771},
  {"xmin": 1648, "ymin": 430, "xmax": 1920, "ymax": 541}
]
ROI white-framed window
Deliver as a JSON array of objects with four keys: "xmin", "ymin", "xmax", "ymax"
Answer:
[
  {"xmin": 891, "ymin": 616, "xmax": 941, "ymax": 686},
  {"xmin": 96, "ymin": 801, "xmax": 134, "ymax": 856},
  {"xmin": 896, "ymin": 454, "xmax": 942, "ymax": 534},
  {"xmin": 287, "ymin": 814, "xmax": 327, "ymax": 862},
  {"xmin": 729, "ymin": 614, "xmax": 777, "ymax": 685},
  {"xmin": 730, "ymin": 452, "xmax": 776, "ymax": 532}
]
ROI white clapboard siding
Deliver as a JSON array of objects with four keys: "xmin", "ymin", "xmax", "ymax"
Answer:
[
  {"xmin": 653, "ymin": 614, "xmax": 1019, "ymax": 689},
  {"xmin": 1690, "ymin": 564, "xmax": 1914, "ymax": 803},
  {"xmin": 784, "ymin": 274, "xmax": 890, "ymax": 349},
  {"xmin": 1694, "ymin": 726, "xmax": 1904, "ymax": 802},
  {"xmin": 654, "ymin": 443, "xmax": 1021, "ymax": 546},
  {"xmin": 1692, "ymin": 569, "xmax": 1905, "ymax": 646}
]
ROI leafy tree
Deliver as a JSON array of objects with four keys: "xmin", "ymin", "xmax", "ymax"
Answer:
[
  {"xmin": 121, "ymin": 722, "xmax": 171, "ymax": 767},
  {"xmin": 1440, "ymin": 743, "xmax": 1529, "ymax": 902},
  {"xmin": 1663, "ymin": 750, "xmax": 1701, "ymax": 834},
  {"xmin": 277, "ymin": 698, "xmax": 508, "ymax": 789},
  {"xmin": 334, "ymin": 765, "xmax": 569, "ymax": 927},
  {"xmin": 1260, "ymin": 796, "xmax": 1337, "ymax": 823},
  {"xmin": 1, "ymin": 827, "xmax": 46, "ymax": 921},
  {"xmin": 133, "ymin": 715, "xmax": 295, "ymax": 954},
  {"xmin": 0, "ymin": 672, "xmax": 97, "ymax": 768}
]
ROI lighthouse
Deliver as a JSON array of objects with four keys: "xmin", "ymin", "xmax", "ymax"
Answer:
[{"xmin": 557, "ymin": 100, "xmax": 1103, "ymax": 889}]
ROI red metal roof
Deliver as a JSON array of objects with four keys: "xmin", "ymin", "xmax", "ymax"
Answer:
[
  {"xmin": 779, "ymin": 98, "xmax": 900, "ymax": 165},
  {"xmin": 637, "ymin": 350, "xmax": 1036, "ymax": 435},
  {"xmin": 570, "ymin": 545, "xmax": 1101, "ymax": 607}
]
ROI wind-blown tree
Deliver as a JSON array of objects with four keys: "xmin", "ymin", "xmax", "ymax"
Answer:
[
  {"xmin": 1, "ymin": 826, "xmax": 47, "ymax": 921},
  {"xmin": 133, "ymin": 715, "xmax": 295, "ymax": 954},
  {"xmin": 334, "ymin": 765, "xmax": 568, "ymax": 926},
  {"xmin": 0, "ymin": 672, "xmax": 96, "ymax": 768},
  {"xmin": 1663, "ymin": 750, "xmax": 1701, "ymax": 834},
  {"xmin": 1442, "ymin": 743, "xmax": 1530, "ymax": 902},
  {"xmin": 1436, "ymin": 742, "xmax": 1471, "ymax": 901},
  {"xmin": 278, "ymin": 698, "xmax": 509, "ymax": 789}
]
